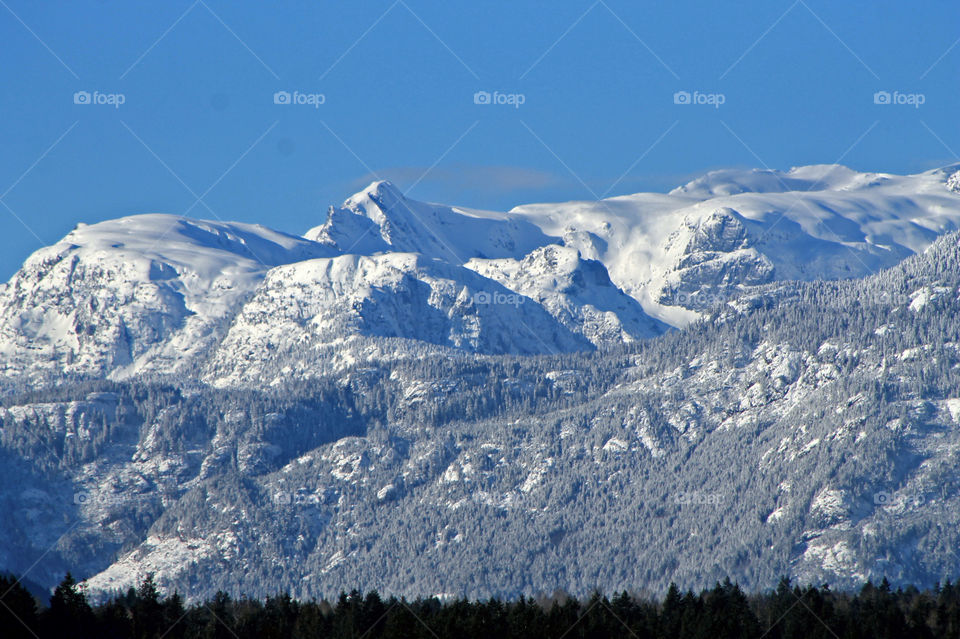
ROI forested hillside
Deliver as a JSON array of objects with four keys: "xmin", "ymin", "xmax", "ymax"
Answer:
[{"xmin": 3, "ymin": 230, "xmax": 960, "ymax": 600}]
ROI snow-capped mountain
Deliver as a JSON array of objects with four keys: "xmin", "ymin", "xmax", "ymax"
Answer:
[
  {"xmin": 202, "ymin": 252, "xmax": 592, "ymax": 387},
  {"xmin": 5, "ymin": 164, "xmax": 960, "ymax": 601},
  {"xmin": 510, "ymin": 164, "xmax": 960, "ymax": 324},
  {"xmin": 304, "ymin": 180, "xmax": 554, "ymax": 261},
  {"xmin": 3, "ymin": 164, "xmax": 960, "ymax": 390},
  {"xmin": 6, "ymin": 228, "xmax": 960, "ymax": 601},
  {"xmin": 0, "ymin": 215, "xmax": 332, "ymax": 385},
  {"xmin": 306, "ymin": 165, "xmax": 960, "ymax": 329},
  {"xmin": 465, "ymin": 244, "xmax": 668, "ymax": 345}
]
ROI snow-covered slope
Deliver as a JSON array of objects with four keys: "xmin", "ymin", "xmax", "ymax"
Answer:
[
  {"xmin": 8, "ymin": 231, "xmax": 956, "ymax": 601},
  {"xmin": 508, "ymin": 164, "xmax": 960, "ymax": 324},
  {"xmin": 0, "ymin": 215, "xmax": 332, "ymax": 384},
  {"xmin": 466, "ymin": 244, "xmax": 668, "ymax": 345},
  {"xmin": 3, "ymin": 164, "xmax": 960, "ymax": 389},
  {"xmin": 304, "ymin": 180, "xmax": 555, "ymax": 261},
  {"xmin": 302, "ymin": 166, "xmax": 960, "ymax": 329},
  {"xmin": 6, "ymin": 169, "xmax": 960, "ymax": 600},
  {"xmin": 203, "ymin": 253, "xmax": 593, "ymax": 387}
]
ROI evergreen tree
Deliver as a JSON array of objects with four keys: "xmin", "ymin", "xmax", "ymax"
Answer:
[
  {"xmin": 43, "ymin": 573, "xmax": 95, "ymax": 639},
  {"xmin": 0, "ymin": 575, "xmax": 39, "ymax": 639},
  {"xmin": 661, "ymin": 582, "xmax": 683, "ymax": 639},
  {"xmin": 132, "ymin": 574, "xmax": 164, "ymax": 639}
]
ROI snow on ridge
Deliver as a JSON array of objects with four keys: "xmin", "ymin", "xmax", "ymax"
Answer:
[
  {"xmin": 301, "ymin": 165, "xmax": 960, "ymax": 329},
  {"xmin": 465, "ymin": 244, "xmax": 669, "ymax": 344},
  {"xmin": 0, "ymin": 214, "xmax": 333, "ymax": 383},
  {"xmin": 304, "ymin": 180, "xmax": 556, "ymax": 261},
  {"xmin": 504, "ymin": 164, "xmax": 960, "ymax": 324},
  {"xmin": 201, "ymin": 251, "xmax": 596, "ymax": 387},
  {"xmin": 4, "ymin": 163, "xmax": 960, "ymax": 385}
]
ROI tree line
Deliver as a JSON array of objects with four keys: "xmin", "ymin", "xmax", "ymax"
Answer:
[{"xmin": 3, "ymin": 572, "xmax": 960, "ymax": 639}]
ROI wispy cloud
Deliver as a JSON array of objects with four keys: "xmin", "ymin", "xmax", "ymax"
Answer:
[
  {"xmin": 348, "ymin": 165, "xmax": 565, "ymax": 197},
  {"xmin": 342, "ymin": 163, "xmax": 828, "ymax": 208}
]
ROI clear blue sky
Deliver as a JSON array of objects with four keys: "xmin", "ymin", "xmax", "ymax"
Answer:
[{"xmin": 1, "ymin": 0, "xmax": 957, "ymax": 278}]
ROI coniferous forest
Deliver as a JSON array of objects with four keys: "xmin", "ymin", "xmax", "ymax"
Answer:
[{"xmin": 3, "ymin": 572, "xmax": 960, "ymax": 639}]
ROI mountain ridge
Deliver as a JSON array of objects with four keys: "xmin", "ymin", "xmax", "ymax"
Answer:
[
  {"xmin": 4, "ymin": 164, "xmax": 960, "ymax": 600},
  {"xmin": 3, "ymin": 227, "xmax": 959, "ymax": 600},
  {"xmin": 3, "ymin": 164, "xmax": 960, "ymax": 390}
]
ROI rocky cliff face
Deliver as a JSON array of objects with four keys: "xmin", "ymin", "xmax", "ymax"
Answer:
[{"xmin": 655, "ymin": 207, "xmax": 776, "ymax": 308}]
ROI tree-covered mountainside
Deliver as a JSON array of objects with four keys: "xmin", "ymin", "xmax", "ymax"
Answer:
[{"xmin": 3, "ymin": 225, "xmax": 960, "ymax": 601}]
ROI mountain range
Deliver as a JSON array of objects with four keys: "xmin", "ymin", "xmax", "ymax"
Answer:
[{"xmin": 3, "ymin": 164, "xmax": 960, "ymax": 601}]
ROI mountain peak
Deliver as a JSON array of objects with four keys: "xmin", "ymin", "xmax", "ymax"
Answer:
[
  {"xmin": 362, "ymin": 179, "xmax": 402, "ymax": 196},
  {"xmin": 303, "ymin": 182, "xmax": 408, "ymax": 254},
  {"xmin": 348, "ymin": 180, "xmax": 405, "ymax": 209},
  {"xmin": 304, "ymin": 182, "xmax": 555, "ymax": 262}
]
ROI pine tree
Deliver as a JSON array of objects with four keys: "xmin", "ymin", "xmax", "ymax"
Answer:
[
  {"xmin": 43, "ymin": 573, "xmax": 95, "ymax": 639},
  {"xmin": 661, "ymin": 582, "xmax": 683, "ymax": 639},
  {"xmin": 132, "ymin": 574, "xmax": 164, "ymax": 639},
  {"xmin": 0, "ymin": 575, "xmax": 39, "ymax": 639}
]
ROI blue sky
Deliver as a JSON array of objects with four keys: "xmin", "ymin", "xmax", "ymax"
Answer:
[{"xmin": 1, "ymin": 0, "xmax": 957, "ymax": 278}]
